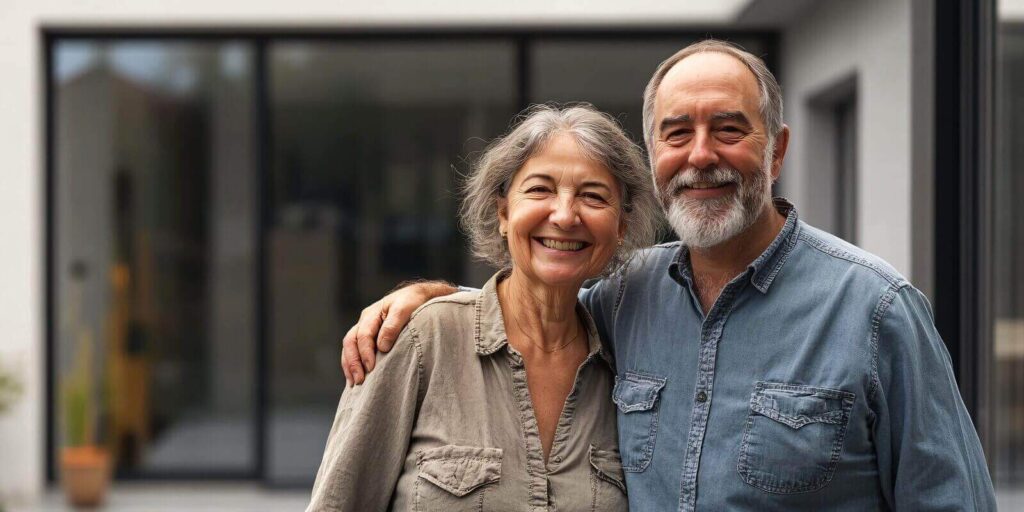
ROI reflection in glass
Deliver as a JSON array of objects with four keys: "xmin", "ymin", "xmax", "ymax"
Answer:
[
  {"xmin": 53, "ymin": 41, "xmax": 257, "ymax": 475},
  {"xmin": 529, "ymin": 38, "xmax": 766, "ymax": 145},
  {"xmin": 267, "ymin": 41, "xmax": 517, "ymax": 484},
  {"xmin": 994, "ymin": 12, "xmax": 1024, "ymax": 507}
]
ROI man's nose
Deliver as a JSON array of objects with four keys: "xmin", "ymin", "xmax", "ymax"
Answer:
[{"xmin": 688, "ymin": 130, "xmax": 719, "ymax": 170}]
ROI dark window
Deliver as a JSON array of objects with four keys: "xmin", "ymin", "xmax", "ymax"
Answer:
[
  {"xmin": 993, "ymin": 20, "xmax": 1024, "ymax": 501},
  {"xmin": 52, "ymin": 40, "xmax": 258, "ymax": 477}
]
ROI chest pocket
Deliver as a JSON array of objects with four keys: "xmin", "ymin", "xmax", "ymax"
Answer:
[
  {"xmin": 612, "ymin": 371, "xmax": 666, "ymax": 473},
  {"xmin": 737, "ymin": 381, "xmax": 855, "ymax": 494},
  {"xmin": 415, "ymin": 445, "xmax": 502, "ymax": 511}
]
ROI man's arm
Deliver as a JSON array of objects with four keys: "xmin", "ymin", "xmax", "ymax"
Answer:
[
  {"xmin": 309, "ymin": 327, "xmax": 423, "ymax": 511},
  {"xmin": 871, "ymin": 284, "xmax": 995, "ymax": 510},
  {"xmin": 341, "ymin": 281, "xmax": 456, "ymax": 385},
  {"xmin": 340, "ymin": 272, "xmax": 628, "ymax": 384}
]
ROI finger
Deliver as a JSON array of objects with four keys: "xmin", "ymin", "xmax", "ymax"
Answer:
[
  {"xmin": 355, "ymin": 302, "xmax": 386, "ymax": 374},
  {"xmin": 343, "ymin": 332, "xmax": 366, "ymax": 385},
  {"xmin": 378, "ymin": 299, "xmax": 415, "ymax": 352},
  {"xmin": 341, "ymin": 325, "xmax": 357, "ymax": 386}
]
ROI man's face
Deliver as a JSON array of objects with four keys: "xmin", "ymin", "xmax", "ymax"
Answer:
[{"xmin": 651, "ymin": 52, "xmax": 782, "ymax": 249}]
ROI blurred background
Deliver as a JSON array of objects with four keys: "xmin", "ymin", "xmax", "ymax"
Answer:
[{"xmin": 0, "ymin": 0, "xmax": 1021, "ymax": 510}]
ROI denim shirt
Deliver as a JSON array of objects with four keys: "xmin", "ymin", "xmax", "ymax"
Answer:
[{"xmin": 581, "ymin": 200, "xmax": 996, "ymax": 511}]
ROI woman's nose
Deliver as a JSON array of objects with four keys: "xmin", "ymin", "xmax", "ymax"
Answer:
[{"xmin": 549, "ymin": 196, "xmax": 580, "ymax": 229}]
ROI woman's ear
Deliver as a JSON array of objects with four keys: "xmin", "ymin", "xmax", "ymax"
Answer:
[{"xmin": 497, "ymin": 197, "xmax": 509, "ymax": 235}]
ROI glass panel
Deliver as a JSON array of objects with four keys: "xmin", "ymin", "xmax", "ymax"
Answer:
[
  {"xmin": 52, "ymin": 40, "xmax": 257, "ymax": 475},
  {"xmin": 994, "ymin": 8, "xmax": 1024, "ymax": 508},
  {"xmin": 267, "ymin": 41, "xmax": 517, "ymax": 484},
  {"xmin": 529, "ymin": 38, "xmax": 769, "ymax": 145}
]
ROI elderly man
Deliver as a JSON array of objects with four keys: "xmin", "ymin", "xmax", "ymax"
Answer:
[{"xmin": 340, "ymin": 40, "xmax": 995, "ymax": 510}]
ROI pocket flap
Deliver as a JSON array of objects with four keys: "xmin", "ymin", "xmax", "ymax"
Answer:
[
  {"xmin": 612, "ymin": 372, "xmax": 666, "ymax": 413},
  {"xmin": 749, "ymin": 383, "xmax": 855, "ymax": 430},
  {"xmin": 588, "ymin": 444, "xmax": 626, "ymax": 493},
  {"xmin": 416, "ymin": 445, "xmax": 502, "ymax": 497}
]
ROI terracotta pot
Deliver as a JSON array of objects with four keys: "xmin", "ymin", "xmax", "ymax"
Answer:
[{"xmin": 60, "ymin": 446, "xmax": 111, "ymax": 507}]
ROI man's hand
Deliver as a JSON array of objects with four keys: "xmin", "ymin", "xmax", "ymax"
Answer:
[{"xmin": 341, "ymin": 281, "xmax": 458, "ymax": 386}]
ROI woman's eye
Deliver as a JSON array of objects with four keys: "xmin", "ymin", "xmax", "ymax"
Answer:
[
  {"xmin": 524, "ymin": 186, "xmax": 550, "ymax": 193},
  {"xmin": 581, "ymin": 192, "xmax": 608, "ymax": 203}
]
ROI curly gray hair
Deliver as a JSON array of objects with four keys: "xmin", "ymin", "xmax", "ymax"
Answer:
[{"xmin": 459, "ymin": 104, "xmax": 662, "ymax": 275}]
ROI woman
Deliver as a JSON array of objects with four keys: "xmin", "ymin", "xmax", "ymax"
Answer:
[{"xmin": 308, "ymin": 104, "xmax": 660, "ymax": 511}]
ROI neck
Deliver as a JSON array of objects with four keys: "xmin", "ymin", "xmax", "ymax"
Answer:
[
  {"xmin": 497, "ymin": 270, "xmax": 581, "ymax": 353},
  {"xmin": 689, "ymin": 203, "xmax": 787, "ymax": 281}
]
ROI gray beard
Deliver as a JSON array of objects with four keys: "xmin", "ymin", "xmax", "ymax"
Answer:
[{"xmin": 658, "ymin": 150, "xmax": 774, "ymax": 250}]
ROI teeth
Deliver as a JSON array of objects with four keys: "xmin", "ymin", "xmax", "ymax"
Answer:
[
  {"xmin": 541, "ymin": 239, "xmax": 584, "ymax": 251},
  {"xmin": 688, "ymin": 182, "xmax": 727, "ymax": 189}
]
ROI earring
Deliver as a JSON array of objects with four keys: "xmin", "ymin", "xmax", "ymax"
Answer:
[
  {"xmin": 617, "ymin": 239, "xmax": 624, "ymax": 247},
  {"xmin": 500, "ymin": 229, "xmax": 507, "ymax": 237}
]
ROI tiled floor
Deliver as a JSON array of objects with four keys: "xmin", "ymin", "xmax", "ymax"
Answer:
[{"xmin": 10, "ymin": 484, "xmax": 309, "ymax": 512}]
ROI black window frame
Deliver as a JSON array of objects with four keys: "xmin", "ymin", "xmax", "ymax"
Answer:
[{"xmin": 933, "ymin": 0, "xmax": 996, "ymax": 460}]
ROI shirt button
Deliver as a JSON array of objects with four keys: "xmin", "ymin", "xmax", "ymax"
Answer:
[
  {"xmin": 552, "ymin": 455, "xmax": 562, "ymax": 464},
  {"xmin": 696, "ymin": 390, "xmax": 708, "ymax": 403}
]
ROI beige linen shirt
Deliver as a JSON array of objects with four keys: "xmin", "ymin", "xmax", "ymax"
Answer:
[{"xmin": 308, "ymin": 271, "xmax": 627, "ymax": 512}]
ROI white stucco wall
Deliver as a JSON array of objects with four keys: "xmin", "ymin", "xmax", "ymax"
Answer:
[{"xmin": 779, "ymin": 0, "xmax": 913, "ymax": 276}]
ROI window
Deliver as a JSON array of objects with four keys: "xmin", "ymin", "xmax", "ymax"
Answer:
[
  {"xmin": 993, "ymin": 14, "xmax": 1024, "ymax": 507},
  {"xmin": 47, "ymin": 31, "xmax": 774, "ymax": 485},
  {"xmin": 806, "ymin": 76, "xmax": 858, "ymax": 243}
]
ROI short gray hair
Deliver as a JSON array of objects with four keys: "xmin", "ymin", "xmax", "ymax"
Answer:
[
  {"xmin": 460, "ymin": 104, "xmax": 661, "ymax": 274},
  {"xmin": 642, "ymin": 39, "xmax": 784, "ymax": 154}
]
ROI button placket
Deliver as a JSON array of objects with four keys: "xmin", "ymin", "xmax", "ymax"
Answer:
[{"xmin": 677, "ymin": 283, "xmax": 740, "ymax": 512}]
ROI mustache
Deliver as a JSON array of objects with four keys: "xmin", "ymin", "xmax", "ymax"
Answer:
[{"xmin": 663, "ymin": 167, "xmax": 743, "ymax": 197}]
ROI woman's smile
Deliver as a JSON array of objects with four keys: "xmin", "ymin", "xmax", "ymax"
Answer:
[
  {"xmin": 534, "ymin": 237, "xmax": 591, "ymax": 252},
  {"xmin": 499, "ymin": 133, "xmax": 624, "ymax": 288}
]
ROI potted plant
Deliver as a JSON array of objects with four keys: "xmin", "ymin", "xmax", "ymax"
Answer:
[
  {"xmin": 0, "ymin": 357, "xmax": 23, "ymax": 512},
  {"xmin": 60, "ymin": 263, "xmax": 111, "ymax": 508},
  {"xmin": 0, "ymin": 357, "xmax": 21, "ymax": 416}
]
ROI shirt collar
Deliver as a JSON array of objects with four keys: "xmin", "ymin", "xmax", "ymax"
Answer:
[
  {"xmin": 669, "ymin": 197, "xmax": 801, "ymax": 294},
  {"xmin": 474, "ymin": 269, "xmax": 614, "ymax": 367}
]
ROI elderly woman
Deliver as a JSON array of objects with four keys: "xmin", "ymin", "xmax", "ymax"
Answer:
[{"xmin": 308, "ymin": 104, "xmax": 660, "ymax": 511}]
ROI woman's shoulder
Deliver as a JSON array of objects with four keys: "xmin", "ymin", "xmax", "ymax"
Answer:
[
  {"xmin": 409, "ymin": 290, "xmax": 478, "ymax": 325},
  {"xmin": 402, "ymin": 289, "xmax": 480, "ymax": 353}
]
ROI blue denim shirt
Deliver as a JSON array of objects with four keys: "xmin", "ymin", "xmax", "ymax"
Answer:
[{"xmin": 581, "ymin": 200, "xmax": 995, "ymax": 511}]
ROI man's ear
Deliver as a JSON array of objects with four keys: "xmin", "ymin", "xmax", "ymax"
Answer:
[{"xmin": 771, "ymin": 124, "xmax": 790, "ymax": 181}]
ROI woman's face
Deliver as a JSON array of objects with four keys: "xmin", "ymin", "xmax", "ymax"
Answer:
[{"xmin": 498, "ymin": 133, "xmax": 625, "ymax": 290}]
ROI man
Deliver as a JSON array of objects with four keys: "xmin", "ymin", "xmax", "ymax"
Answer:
[{"xmin": 340, "ymin": 40, "xmax": 996, "ymax": 510}]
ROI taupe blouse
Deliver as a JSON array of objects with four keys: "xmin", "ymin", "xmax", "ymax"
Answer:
[{"xmin": 308, "ymin": 271, "xmax": 627, "ymax": 511}]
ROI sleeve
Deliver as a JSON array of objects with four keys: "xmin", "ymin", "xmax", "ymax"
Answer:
[
  {"xmin": 307, "ymin": 327, "xmax": 424, "ymax": 512},
  {"xmin": 871, "ymin": 284, "xmax": 996, "ymax": 511}
]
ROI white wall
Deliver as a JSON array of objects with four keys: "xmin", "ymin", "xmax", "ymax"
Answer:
[{"xmin": 779, "ymin": 0, "xmax": 913, "ymax": 276}]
